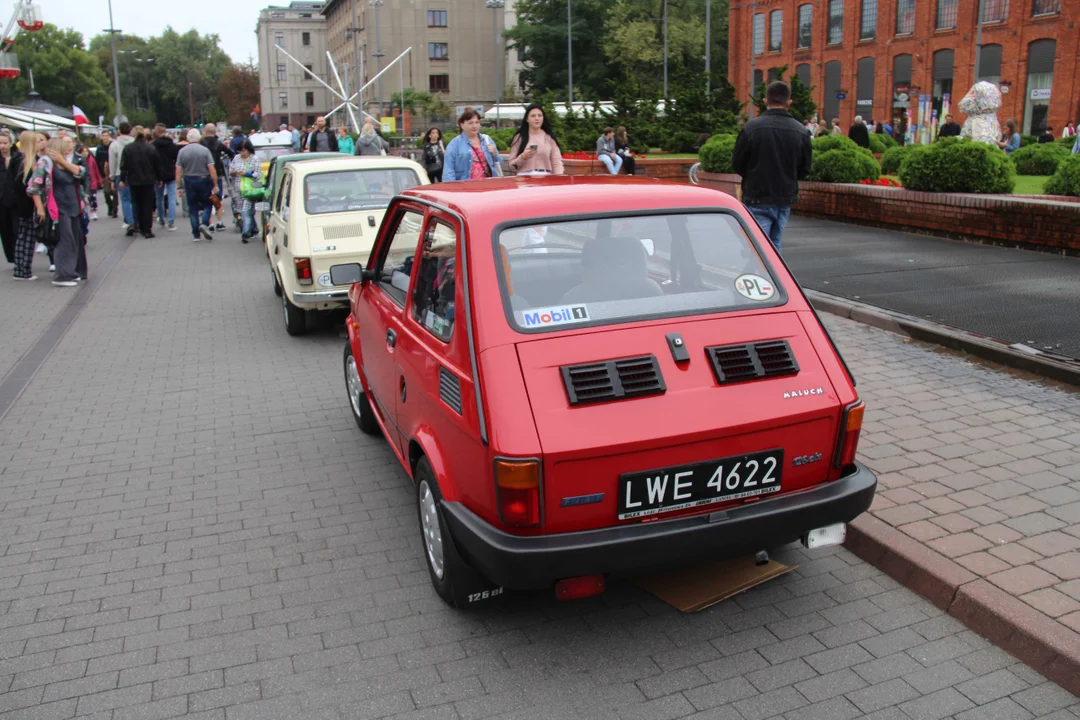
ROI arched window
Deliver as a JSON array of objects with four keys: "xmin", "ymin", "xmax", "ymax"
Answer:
[
  {"xmin": 977, "ymin": 44, "xmax": 1002, "ymax": 85},
  {"xmin": 932, "ymin": 49, "xmax": 954, "ymax": 119},
  {"xmin": 857, "ymin": 57, "xmax": 876, "ymax": 121},
  {"xmin": 824, "ymin": 60, "xmax": 842, "ymax": 123},
  {"xmin": 1024, "ymin": 39, "xmax": 1055, "ymax": 134}
]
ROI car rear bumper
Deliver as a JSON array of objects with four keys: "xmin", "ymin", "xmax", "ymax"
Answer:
[
  {"xmin": 441, "ymin": 461, "xmax": 877, "ymax": 589},
  {"xmin": 292, "ymin": 288, "xmax": 349, "ymax": 306}
]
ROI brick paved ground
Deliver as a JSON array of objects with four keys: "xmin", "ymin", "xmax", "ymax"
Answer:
[
  {"xmin": 0, "ymin": 221, "xmax": 128, "ymax": 380},
  {"xmin": 0, "ymin": 217, "xmax": 1077, "ymax": 719}
]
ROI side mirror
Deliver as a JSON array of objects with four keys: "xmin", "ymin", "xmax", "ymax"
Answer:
[{"xmin": 330, "ymin": 262, "xmax": 374, "ymax": 286}]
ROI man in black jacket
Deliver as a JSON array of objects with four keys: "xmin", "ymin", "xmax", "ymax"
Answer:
[
  {"xmin": 938, "ymin": 114, "xmax": 962, "ymax": 138},
  {"xmin": 120, "ymin": 132, "xmax": 162, "ymax": 238},
  {"xmin": 848, "ymin": 116, "xmax": 871, "ymax": 148},
  {"xmin": 151, "ymin": 124, "xmax": 180, "ymax": 230},
  {"xmin": 732, "ymin": 81, "xmax": 813, "ymax": 253},
  {"xmin": 199, "ymin": 123, "xmax": 235, "ymax": 231},
  {"xmin": 304, "ymin": 116, "xmax": 338, "ymax": 153}
]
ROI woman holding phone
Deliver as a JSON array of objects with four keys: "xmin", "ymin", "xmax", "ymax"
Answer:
[{"xmin": 508, "ymin": 103, "xmax": 564, "ymax": 176}]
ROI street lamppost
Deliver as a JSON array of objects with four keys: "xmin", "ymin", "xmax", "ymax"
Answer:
[
  {"xmin": 102, "ymin": 0, "xmax": 124, "ymax": 125},
  {"xmin": 486, "ymin": 0, "xmax": 504, "ymax": 128},
  {"xmin": 369, "ymin": 0, "xmax": 384, "ymax": 118},
  {"xmin": 567, "ymin": 0, "xmax": 572, "ymax": 106},
  {"xmin": 662, "ymin": 0, "xmax": 668, "ymax": 99}
]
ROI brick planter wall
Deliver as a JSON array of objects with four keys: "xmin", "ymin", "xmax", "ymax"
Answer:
[
  {"xmin": 792, "ymin": 183, "xmax": 1080, "ymax": 255},
  {"xmin": 561, "ymin": 156, "xmax": 698, "ymax": 180}
]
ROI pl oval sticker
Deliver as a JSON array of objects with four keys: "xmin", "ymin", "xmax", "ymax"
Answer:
[{"xmin": 735, "ymin": 274, "xmax": 775, "ymax": 301}]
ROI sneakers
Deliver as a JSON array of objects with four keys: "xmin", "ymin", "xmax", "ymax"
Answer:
[
  {"xmin": 192, "ymin": 236, "xmax": 201, "ymax": 242},
  {"xmin": 158, "ymin": 218, "xmax": 166, "ymax": 226},
  {"xmin": 214, "ymin": 222, "xmax": 226, "ymax": 231},
  {"xmin": 198, "ymin": 224, "xmax": 213, "ymax": 241},
  {"xmin": 143, "ymin": 232, "xmax": 155, "ymax": 239},
  {"xmin": 167, "ymin": 223, "xmax": 176, "ymax": 232},
  {"xmin": 52, "ymin": 280, "xmax": 77, "ymax": 287},
  {"xmin": 13, "ymin": 275, "xmax": 37, "ymax": 281},
  {"xmin": 35, "ymin": 243, "xmax": 46, "ymax": 254},
  {"xmin": 48, "ymin": 264, "xmax": 55, "ymax": 272},
  {"xmin": 90, "ymin": 212, "xmax": 98, "ymax": 220}
]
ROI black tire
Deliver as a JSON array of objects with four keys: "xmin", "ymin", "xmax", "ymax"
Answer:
[
  {"xmin": 271, "ymin": 267, "xmax": 282, "ymax": 297},
  {"xmin": 415, "ymin": 458, "xmax": 503, "ymax": 609},
  {"xmin": 282, "ymin": 294, "xmax": 307, "ymax": 336},
  {"xmin": 343, "ymin": 341, "xmax": 380, "ymax": 435}
]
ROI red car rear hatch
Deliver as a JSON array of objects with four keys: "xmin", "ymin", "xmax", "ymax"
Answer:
[{"xmin": 515, "ymin": 312, "xmax": 845, "ymax": 534}]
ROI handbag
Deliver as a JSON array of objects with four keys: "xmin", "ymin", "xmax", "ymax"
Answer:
[
  {"xmin": 35, "ymin": 216, "xmax": 56, "ymax": 249},
  {"xmin": 240, "ymin": 175, "xmax": 263, "ymax": 199}
]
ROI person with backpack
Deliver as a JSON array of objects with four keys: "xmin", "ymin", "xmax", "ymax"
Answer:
[{"xmin": 199, "ymin": 123, "xmax": 235, "ymax": 231}]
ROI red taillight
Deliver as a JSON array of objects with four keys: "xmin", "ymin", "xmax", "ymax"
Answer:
[
  {"xmin": 495, "ymin": 459, "xmax": 541, "ymax": 527},
  {"xmin": 555, "ymin": 574, "xmax": 605, "ymax": 601},
  {"xmin": 295, "ymin": 257, "xmax": 313, "ymax": 285},
  {"xmin": 836, "ymin": 402, "xmax": 865, "ymax": 470}
]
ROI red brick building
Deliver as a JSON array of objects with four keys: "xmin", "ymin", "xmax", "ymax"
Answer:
[{"xmin": 728, "ymin": 0, "xmax": 1078, "ymax": 137}]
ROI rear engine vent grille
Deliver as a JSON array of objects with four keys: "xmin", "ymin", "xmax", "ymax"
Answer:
[
  {"xmin": 561, "ymin": 355, "xmax": 666, "ymax": 406},
  {"xmin": 322, "ymin": 224, "xmax": 365, "ymax": 241},
  {"xmin": 707, "ymin": 340, "xmax": 799, "ymax": 385},
  {"xmin": 439, "ymin": 367, "xmax": 463, "ymax": 414}
]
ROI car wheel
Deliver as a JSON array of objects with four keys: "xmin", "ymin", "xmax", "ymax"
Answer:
[
  {"xmin": 343, "ymin": 341, "xmax": 380, "ymax": 435},
  {"xmin": 271, "ymin": 267, "xmax": 283, "ymax": 297},
  {"xmin": 282, "ymin": 294, "xmax": 307, "ymax": 336},
  {"xmin": 415, "ymin": 458, "xmax": 503, "ymax": 609}
]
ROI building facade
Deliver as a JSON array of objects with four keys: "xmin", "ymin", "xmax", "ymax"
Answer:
[
  {"xmin": 729, "ymin": 0, "xmax": 1078, "ymax": 136},
  {"xmin": 256, "ymin": 1, "xmax": 333, "ymax": 131},
  {"xmin": 322, "ymin": 0, "xmax": 505, "ymax": 121}
]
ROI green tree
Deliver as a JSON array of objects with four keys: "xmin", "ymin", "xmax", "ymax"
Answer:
[
  {"xmin": 505, "ymin": 0, "xmax": 614, "ymax": 99},
  {"xmin": 0, "ymin": 24, "xmax": 112, "ymax": 120},
  {"xmin": 218, "ymin": 63, "xmax": 259, "ymax": 127},
  {"xmin": 390, "ymin": 88, "xmax": 434, "ymax": 115},
  {"xmin": 752, "ymin": 66, "xmax": 817, "ymax": 123}
]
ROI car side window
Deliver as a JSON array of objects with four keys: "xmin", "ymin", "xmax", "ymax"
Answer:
[
  {"xmin": 410, "ymin": 222, "xmax": 457, "ymax": 343},
  {"xmin": 375, "ymin": 210, "xmax": 424, "ymax": 306},
  {"xmin": 276, "ymin": 173, "xmax": 291, "ymax": 214}
]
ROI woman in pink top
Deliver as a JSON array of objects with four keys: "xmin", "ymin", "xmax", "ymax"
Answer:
[{"xmin": 508, "ymin": 104, "xmax": 564, "ymax": 176}]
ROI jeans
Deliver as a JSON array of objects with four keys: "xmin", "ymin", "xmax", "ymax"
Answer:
[
  {"xmin": 183, "ymin": 176, "xmax": 214, "ymax": 238},
  {"xmin": 598, "ymin": 153, "xmax": 623, "ymax": 174},
  {"xmin": 747, "ymin": 205, "xmax": 792, "ymax": 252},
  {"xmin": 114, "ymin": 176, "xmax": 133, "ymax": 225},
  {"xmin": 242, "ymin": 206, "xmax": 256, "ymax": 237},
  {"xmin": 154, "ymin": 180, "xmax": 176, "ymax": 225}
]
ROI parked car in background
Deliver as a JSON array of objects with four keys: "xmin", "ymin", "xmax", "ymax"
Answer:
[
  {"xmin": 252, "ymin": 151, "xmax": 341, "ymax": 252},
  {"xmin": 331, "ymin": 176, "xmax": 877, "ymax": 607},
  {"xmin": 268, "ymin": 156, "xmax": 428, "ymax": 335}
]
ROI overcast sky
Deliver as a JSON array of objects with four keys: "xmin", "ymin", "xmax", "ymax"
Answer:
[{"xmin": 56, "ymin": 0, "xmax": 264, "ymax": 64}]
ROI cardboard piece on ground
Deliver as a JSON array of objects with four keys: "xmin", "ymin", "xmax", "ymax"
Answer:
[{"xmin": 636, "ymin": 554, "xmax": 797, "ymax": 613}]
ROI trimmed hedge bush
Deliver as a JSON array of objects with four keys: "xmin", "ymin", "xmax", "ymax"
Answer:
[
  {"xmin": 1045, "ymin": 154, "xmax": 1080, "ymax": 197},
  {"xmin": 698, "ymin": 134, "xmax": 737, "ymax": 174},
  {"xmin": 875, "ymin": 133, "xmax": 899, "ymax": 149},
  {"xmin": 809, "ymin": 149, "xmax": 881, "ymax": 183},
  {"xmin": 880, "ymin": 145, "xmax": 917, "ymax": 175},
  {"xmin": 1009, "ymin": 142, "xmax": 1070, "ymax": 176},
  {"xmin": 868, "ymin": 135, "xmax": 887, "ymax": 154},
  {"xmin": 1020, "ymin": 134, "xmax": 1037, "ymax": 147},
  {"xmin": 1058, "ymin": 135, "xmax": 1077, "ymax": 147},
  {"xmin": 898, "ymin": 137, "xmax": 1015, "ymax": 194},
  {"xmin": 812, "ymin": 134, "xmax": 866, "ymax": 155}
]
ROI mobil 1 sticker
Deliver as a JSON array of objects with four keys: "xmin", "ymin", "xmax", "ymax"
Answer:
[
  {"xmin": 735, "ymin": 274, "xmax": 775, "ymax": 301},
  {"xmin": 520, "ymin": 304, "xmax": 590, "ymax": 329}
]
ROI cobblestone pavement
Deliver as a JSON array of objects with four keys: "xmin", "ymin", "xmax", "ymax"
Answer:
[
  {"xmin": 0, "ymin": 219, "xmax": 129, "ymax": 381},
  {"xmin": 0, "ymin": 218, "xmax": 1077, "ymax": 720}
]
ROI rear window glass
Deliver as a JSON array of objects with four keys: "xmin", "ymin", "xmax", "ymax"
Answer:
[
  {"xmin": 304, "ymin": 169, "xmax": 421, "ymax": 214},
  {"xmin": 496, "ymin": 213, "xmax": 780, "ymax": 332},
  {"xmin": 255, "ymin": 146, "xmax": 291, "ymax": 165}
]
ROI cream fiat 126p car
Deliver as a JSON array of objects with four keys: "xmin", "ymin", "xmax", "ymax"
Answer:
[{"xmin": 266, "ymin": 156, "xmax": 429, "ymax": 335}]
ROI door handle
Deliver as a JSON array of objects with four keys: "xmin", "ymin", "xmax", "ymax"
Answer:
[{"xmin": 386, "ymin": 328, "xmax": 397, "ymax": 348}]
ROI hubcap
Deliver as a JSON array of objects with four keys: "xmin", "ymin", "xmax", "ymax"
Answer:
[
  {"xmin": 346, "ymin": 355, "xmax": 364, "ymax": 418},
  {"xmin": 419, "ymin": 481, "xmax": 445, "ymax": 579}
]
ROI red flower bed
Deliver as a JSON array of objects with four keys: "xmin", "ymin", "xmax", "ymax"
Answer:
[
  {"xmin": 860, "ymin": 177, "xmax": 903, "ymax": 188},
  {"xmin": 561, "ymin": 151, "xmax": 592, "ymax": 160}
]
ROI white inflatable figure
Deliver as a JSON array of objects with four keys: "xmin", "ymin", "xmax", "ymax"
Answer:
[{"xmin": 958, "ymin": 81, "xmax": 1002, "ymax": 145}]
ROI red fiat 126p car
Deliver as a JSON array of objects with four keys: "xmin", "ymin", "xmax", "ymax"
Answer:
[{"xmin": 331, "ymin": 176, "xmax": 877, "ymax": 607}]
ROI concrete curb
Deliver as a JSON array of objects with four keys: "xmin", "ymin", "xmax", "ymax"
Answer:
[
  {"xmin": 806, "ymin": 289, "xmax": 1080, "ymax": 387},
  {"xmin": 844, "ymin": 515, "xmax": 1080, "ymax": 696}
]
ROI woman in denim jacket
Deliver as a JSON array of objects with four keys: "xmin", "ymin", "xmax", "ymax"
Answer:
[{"xmin": 442, "ymin": 108, "xmax": 500, "ymax": 182}]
